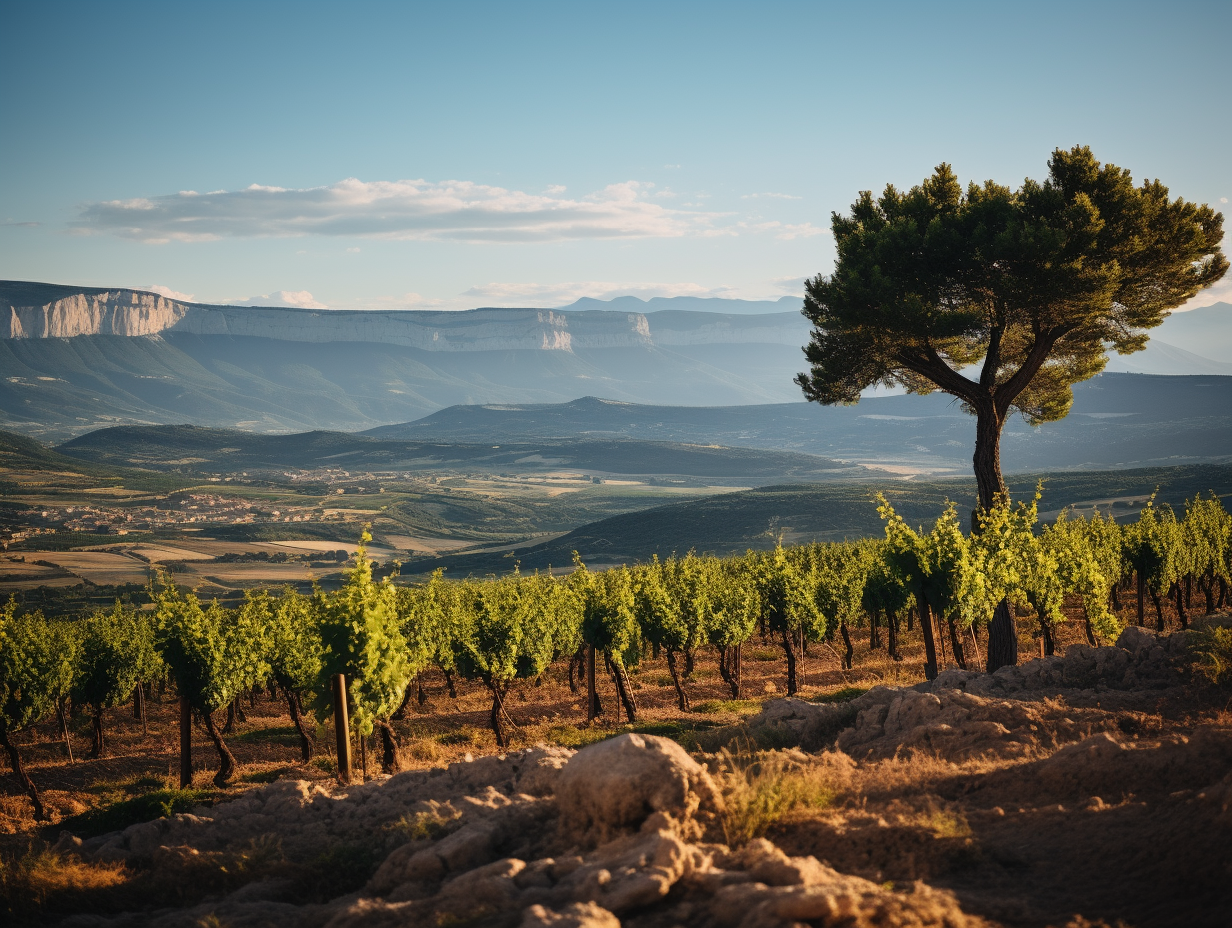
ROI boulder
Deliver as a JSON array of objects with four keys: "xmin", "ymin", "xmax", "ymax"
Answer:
[{"xmin": 554, "ymin": 733, "xmax": 721, "ymax": 844}]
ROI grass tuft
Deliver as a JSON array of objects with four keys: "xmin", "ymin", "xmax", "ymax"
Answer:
[
  {"xmin": 0, "ymin": 844, "xmax": 127, "ymax": 925},
  {"xmin": 62, "ymin": 786, "xmax": 212, "ymax": 837},
  {"xmin": 713, "ymin": 747, "xmax": 833, "ymax": 846}
]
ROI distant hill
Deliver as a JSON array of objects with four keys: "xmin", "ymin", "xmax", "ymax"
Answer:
[
  {"xmin": 367, "ymin": 374, "xmax": 1232, "ymax": 475},
  {"xmin": 410, "ymin": 463, "xmax": 1232, "ymax": 574},
  {"xmin": 54, "ymin": 424, "xmax": 867, "ymax": 483}
]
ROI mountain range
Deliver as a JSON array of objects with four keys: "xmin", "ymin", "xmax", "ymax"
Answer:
[{"xmin": 2, "ymin": 280, "xmax": 1228, "ymax": 443}]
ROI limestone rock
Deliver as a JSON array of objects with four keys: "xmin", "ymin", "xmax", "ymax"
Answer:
[{"xmin": 555, "ymin": 733, "xmax": 721, "ymax": 844}]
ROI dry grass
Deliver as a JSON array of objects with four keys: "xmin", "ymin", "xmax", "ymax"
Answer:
[
  {"xmin": 0, "ymin": 843, "xmax": 128, "ymax": 925},
  {"xmin": 713, "ymin": 747, "xmax": 834, "ymax": 845}
]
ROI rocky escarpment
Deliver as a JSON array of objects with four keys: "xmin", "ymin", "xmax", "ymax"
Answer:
[{"xmin": 1, "ymin": 281, "xmax": 808, "ymax": 352}]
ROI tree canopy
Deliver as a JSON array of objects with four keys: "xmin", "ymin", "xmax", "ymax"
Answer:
[{"xmin": 797, "ymin": 146, "xmax": 1226, "ymax": 507}]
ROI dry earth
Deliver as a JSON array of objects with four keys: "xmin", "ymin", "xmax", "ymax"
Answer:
[{"xmin": 3, "ymin": 621, "xmax": 1230, "ymax": 928}]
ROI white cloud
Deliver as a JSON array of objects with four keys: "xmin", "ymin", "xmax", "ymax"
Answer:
[
  {"xmin": 345, "ymin": 246, "xmax": 361, "ymax": 253},
  {"xmin": 75, "ymin": 177, "xmax": 725, "ymax": 244},
  {"xmin": 139, "ymin": 284, "xmax": 195, "ymax": 301},
  {"xmin": 226, "ymin": 290, "xmax": 328, "ymax": 309},
  {"xmin": 544, "ymin": 185, "xmax": 566, "ymax": 194}
]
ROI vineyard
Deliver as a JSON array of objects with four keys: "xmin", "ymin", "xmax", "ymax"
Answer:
[{"xmin": 3, "ymin": 491, "xmax": 1229, "ymax": 822}]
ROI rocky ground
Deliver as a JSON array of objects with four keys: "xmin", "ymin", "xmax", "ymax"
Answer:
[{"xmin": 9, "ymin": 624, "xmax": 1232, "ymax": 928}]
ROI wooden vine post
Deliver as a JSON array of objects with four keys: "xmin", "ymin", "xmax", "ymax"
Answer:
[
  {"xmin": 179, "ymin": 695, "xmax": 192, "ymax": 788},
  {"xmin": 332, "ymin": 673, "xmax": 352, "ymax": 784}
]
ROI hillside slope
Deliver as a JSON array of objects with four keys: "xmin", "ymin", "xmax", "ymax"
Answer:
[
  {"xmin": 55, "ymin": 424, "xmax": 865, "ymax": 482},
  {"xmin": 371, "ymin": 374, "xmax": 1232, "ymax": 475},
  {"xmin": 411, "ymin": 463, "xmax": 1232, "ymax": 574}
]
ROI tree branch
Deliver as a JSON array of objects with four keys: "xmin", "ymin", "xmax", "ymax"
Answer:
[
  {"xmin": 992, "ymin": 325, "xmax": 1072, "ymax": 418},
  {"xmin": 893, "ymin": 346, "xmax": 982, "ymax": 405}
]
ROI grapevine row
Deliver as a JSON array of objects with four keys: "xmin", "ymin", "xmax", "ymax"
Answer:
[{"xmin": 2, "ymin": 492, "xmax": 1229, "ymax": 819}]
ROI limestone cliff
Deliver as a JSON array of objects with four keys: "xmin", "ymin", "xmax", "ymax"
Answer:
[{"xmin": 0, "ymin": 282, "xmax": 806, "ymax": 352}]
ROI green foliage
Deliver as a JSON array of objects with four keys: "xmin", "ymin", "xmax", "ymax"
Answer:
[
  {"xmin": 797, "ymin": 146, "xmax": 1226, "ymax": 430},
  {"xmin": 0, "ymin": 601, "xmax": 60, "ymax": 735},
  {"xmin": 73, "ymin": 605, "xmax": 152, "ymax": 713},
  {"xmin": 451, "ymin": 572, "xmax": 566, "ymax": 689},
  {"xmin": 153, "ymin": 582, "xmax": 245, "ymax": 714},
  {"xmin": 575, "ymin": 560, "xmax": 641, "ymax": 669},
  {"xmin": 311, "ymin": 531, "xmax": 412, "ymax": 736}
]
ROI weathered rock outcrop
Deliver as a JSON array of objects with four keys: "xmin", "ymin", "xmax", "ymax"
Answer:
[
  {"xmin": 1, "ymin": 282, "xmax": 808, "ymax": 351},
  {"xmin": 749, "ymin": 626, "xmax": 1201, "ymax": 757},
  {"xmin": 60, "ymin": 735, "xmax": 981, "ymax": 928}
]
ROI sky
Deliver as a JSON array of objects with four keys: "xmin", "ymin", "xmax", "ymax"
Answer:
[{"xmin": 2, "ymin": 0, "xmax": 1230, "ymax": 311}]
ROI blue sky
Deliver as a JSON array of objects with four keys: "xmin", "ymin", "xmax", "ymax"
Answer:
[{"xmin": 2, "ymin": 0, "xmax": 1229, "ymax": 310}]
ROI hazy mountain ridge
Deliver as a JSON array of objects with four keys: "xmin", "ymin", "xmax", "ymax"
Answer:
[
  {"xmin": 2, "ymin": 281, "xmax": 1227, "ymax": 443},
  {"xmin": 1, "ymin": 280, "xmax": 810, "ymax": 351},
  {"xmin": 365, "ymin": 374, "xmax": 1232, "ymax": 475}
]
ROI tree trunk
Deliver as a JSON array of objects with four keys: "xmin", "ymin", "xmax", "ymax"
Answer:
[
  {"xmin": 392, "ymin": 684, "xmax": 414, "ymax": 721},
  {"xmin": 1200, "ymin": 571, "xmax": 1215, "ymax": 613},
  {"xmin": 1150, "ymin": 589, "xmax": 1165, "ymax": 632},
  {"xmin": 0, "ymin": 726, "xmax": 44, "ymax": 821},
  {"xmin": 56, "ymin": 698, "xmax": 75, "ymax": 763},
  {"xmin": 907, "ymin": 606, "xmax": 915, "ymax": 632},
  {"xmin": 417, "ymin": 680, "xmax": 428, "ymax": 706},
  {"xmin": 869, "ymin": 609, "xmax": 882, "ymax": 650},
  {"xmin": 887, "ymin": 610, "xmax": 902, "ymax": 661},
  {"xmin": 948, "ymin": 615, "xmax": 967, "ymax": 669},
  {"xmin": 202, "ymin": 710, "xmax": 237, "ymax": 787},
  {"xmin": 1185, "ymin": 575, "xmax": 1192, "ymax": 612},
  {"xmin": 586, "ymin": 645, "xmax": 602, "ymax": 721},
  {"xmin": 488, "ymin": 681, "xmax": 511, "ymax": 748},
  {"xmin": 780, "ymin": 627, "xmax": 799, "ymax": 695},
  {"xmin": 90, "ymin": 706, "xmax": 105, "ymax": 758},
  {"xmin": 1110, "ymin": 581, "xmax": 1122, "ymax": 612},
  {"xmin": 665, "ymin": 648, "xmax": 690, "ymax": 711},
  {"xmin": 278, "ymin": 679, "xmax": 314, "ymax": 763},
  {"xmin": 375, "ymin": 718, "xmax": 399, "ymax": 773},
  {"xmin": 223, "ymin": 700, "xmax": 236, "ymax": 734},
  {"xmin": 985, "ymin": 600, "xmax": 1017, "ymax": 673},
  {"xmin": 442, "ymin": 668, "xmax": 458, "ymax": 699},
  {"xmin": 1173, "ymin": 582, "xmax": 1188, "ymax": 629},
  {"xmin": 1083, "ymin": 604, "xmax": 1097, "ymax": 646},
  {"xmin": 839, "ymin": 621, "xmax": 854, "ymax": 670},
  {"xmin": 718, "ymin": 644, "xmax": 742, "ymax": 698},
  {"xmin": 1037, "ymin": 610, "xmax": 1055, "ymax": 657},
  {"xmin": 973, "ymin": 404, "xmax": 1017, "ymax": 673},
  {"xmin": 917, "ymin": 596, "xmax": 939, "ymax": 681},
  {"xmin": 606, "ymin": 653, "xmax": 638, "ymax": 723},
  {"xmin": 1137, "ymin": 570, "xmax": 1146, "ymax": 626},
  {"xmin": 234, "ymin": 698, "xmax": 246, "ymax": 723},
  {"xmin": 683, "ymin": 649, "xmax": 696, "ymax": 681}
]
